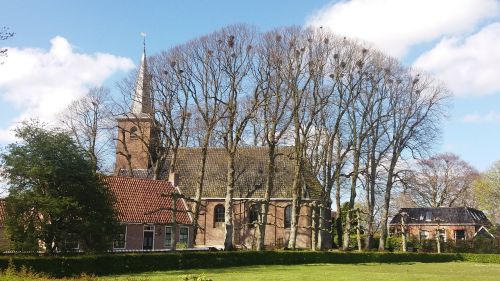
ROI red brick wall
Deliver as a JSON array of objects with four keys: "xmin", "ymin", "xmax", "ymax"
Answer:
[
  {"xmin": 121, "ymin": 223, "xmax": 193, "ymax": 250},
  {"xmin": 115, "ymin": 119, "xmax": 152, "ymax": 171},
  {"xmin": 393, "ymin": 224, "xmax": 477, "ymax": 241},
  {"xmin": 196, "ymin": 199, "xmax": 312, "ymax": 249}
]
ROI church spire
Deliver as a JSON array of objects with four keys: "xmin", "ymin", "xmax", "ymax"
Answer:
[{"xmin": 131, "ymin": 32, "xmax": 152, "ymax": 116}]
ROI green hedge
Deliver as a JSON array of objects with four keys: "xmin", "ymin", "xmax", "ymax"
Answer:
[{"xmin": 0, "ymin": 251, "xmax": 499, "ymax": 277}]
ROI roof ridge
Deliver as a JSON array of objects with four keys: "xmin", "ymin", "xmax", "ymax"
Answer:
[{"xmin": 106, "ymin": 175, "xmax": 173, "ymax": 185}]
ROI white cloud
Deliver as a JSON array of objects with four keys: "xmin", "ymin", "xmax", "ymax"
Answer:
[
  {"xmin": 463, "ymin": 111, "xmax": 500, "ymax": 123},
  {"xmin": 306, "ymin": 0, "xmax": 499, "ymax": 58},
  {"xmin": 0, "ymin": 36, "xmax": 134, "ymax": 142},
  {"xmin": 414, "ymin": 23, "xmax": 500, "ymax": 96}
]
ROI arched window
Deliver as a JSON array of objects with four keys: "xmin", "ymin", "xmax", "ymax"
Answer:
[
  {"xmin": 130, "ymin": 126, "xmax": 138, "ymax": 139},
  {"xmin": 284, "ymin": 205, "xmax": 292, "ymax": 229},
  {"xmin": 214, "ymin": 204, "xmax": 225, "ymax": 226},
  {"xmin": 248, "ymin": 204, "xmax": 259, "ymax": 227}
]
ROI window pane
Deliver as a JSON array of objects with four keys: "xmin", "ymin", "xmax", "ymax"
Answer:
[
  {"xmin": 438, "ymin": 229, "xmax": 446, "ymax": 241},
  {"xmin": 284, "ymin": 205, "xmax": 292, "ymax": 228},
  {"xmin": 419, "ymin": 230, "xmax": 428, "ymax": 240},
  {"xmin": 179, "ymin": 227, "xmax": 189, "ymax": 244},
  {"xmin": 214, "ymin": 205, "xmax": 225, "ymax": 223},
  {"xmin": 249, "ymin": 205, "xmax": 259, "ymax": 227},
  {"xmin": 455, "ymin": 230, "xmax": 466, "ymax": 240},
  {"xmin": 113, "ymin": 225, "xmax": 127, "ymax": 249},
  {"xmin": 165, "ymin": 226, "xmax": 172, "ymax": 247}
]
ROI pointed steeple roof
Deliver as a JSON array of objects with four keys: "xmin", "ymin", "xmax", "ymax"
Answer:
[{"xmin": 131, "ymin": 34, "xmax": 152, "ymax": 116}]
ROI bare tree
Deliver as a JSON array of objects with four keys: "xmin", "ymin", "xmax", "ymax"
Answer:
[
  {"xmin": 214, "ymin": 25, "xmax": 260, "ymax": 250},
  {"xmin": 378, "ymin": 71, "xmax": 450, "ymax": 251},
  {"xmin": 175, "ymin": 35, "xmax": 225, "ymax": 245},
  {"xmin": 149, "ymin": 49, "xmax": 192, "ymax": 178},
  {"xmin": 252, "ymin": 28, "xmax": 294, "ymax": 250},
  {"xmin": 60, "ymin": 87, "xmax": 115, "ymax": 173},
  {"xmin": 405, "ymin": 153, "xmax": 479, "ymax": 208}
]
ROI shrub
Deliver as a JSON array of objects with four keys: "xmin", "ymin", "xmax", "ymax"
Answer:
[
  {"xmin": 386, "ymin": 236, "xmax": 402, "ymax": 251},
  {"xmin": 0, "ymin": 251, "xmax": 498, "ymax": 277}
]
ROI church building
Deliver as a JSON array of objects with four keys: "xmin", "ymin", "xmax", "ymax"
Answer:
[{"xmin": 105, "ymin": 45, "xmax": 323, "ymax": 250}]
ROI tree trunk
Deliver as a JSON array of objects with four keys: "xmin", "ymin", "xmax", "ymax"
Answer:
[
  {"xmin": 365, "ymin": 151, "xmax": 377, "ymax": 250},
  {"xmin": 288, "ymin": 159, "xmax": 302, "ymax": 249},
  {"xmin": 335, "ymin": 169, "xmax": 343, "ymax": 248},
  {"xmin": 191, "ymin": 136, "xmax": 210, "ymax": 245},
  {"xmin": 257, "ymin": 145, "xmax": 275, "ymax": 251},
  {"xmin": 224, "ymin": 153, "xmax": 236, "ymax": 250},
  {"xmin": 379, "ymin": 160, "xmax": 396, "ymax": 251},
  {"xmin": 343, "ymin": 150, "xmax": 359, "ymax": 251},
  {"xmin": 311, "ymin": 202, "xmax": 318, "ymax": 251},
  {"xmin": 356, "ymin": 208, "xmax": 362, "ymax": 251},
  {"xmin": 401, "ymin": 215, "xmax": 407, "ymax": 252}
]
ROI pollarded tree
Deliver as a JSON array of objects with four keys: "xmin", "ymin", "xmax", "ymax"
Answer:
[{"xmin": 0, "ymin": 121, "xmax": 118, "ymax": 253}]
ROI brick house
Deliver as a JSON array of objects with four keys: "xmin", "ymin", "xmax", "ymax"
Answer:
[
  {"xmin": 113, "ymin": 48, "xmax": 323, "ymax": 250},
  {"xmin": 389, "ymin": 207, "xmax": 495, "ymax": 242},
  {"xmin": 104, "ymin": 176, "xmax": 193, "ymax": 251}
]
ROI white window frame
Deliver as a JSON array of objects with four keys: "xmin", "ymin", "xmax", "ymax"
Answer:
[
  {"xmin": 165, "ymin": 226, "xmax": 173, "ymax": 248},
  {"xmin": 438, "ymin": 229, "xmax": 447, "ymax": 242},
  {"xmin": 425, "ymin": 211, "xmax": 432, "ymax": 222},
  {"xmin": 143, "ymin": 224, "xmax": 155, "ymax": 250},
  {"xmin": 179, "ymin": 226, "xmax": 189, "ymax": 245},
  {"xmin": 419, "ymin": 230, "xmax": 429, "ymax": 241},
  {"xmin": 113, "ymin": 224, "xmax": 127, "ymax": 250}
]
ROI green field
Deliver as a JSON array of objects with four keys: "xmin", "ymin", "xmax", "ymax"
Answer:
[{"xmin": 101, "ymin": 262, "xmax": 500, "ymax": 281}]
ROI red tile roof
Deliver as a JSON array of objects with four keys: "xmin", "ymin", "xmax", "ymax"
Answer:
[{"xmin": 104, "ymin": 176, "xmax": 192, "ymax": 225}]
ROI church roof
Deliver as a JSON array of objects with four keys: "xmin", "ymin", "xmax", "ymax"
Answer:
[
  {"xmin": 130, "ymin": 47, "xmax": 152, "ymax": 116},
  {"xmin": 390, "ymin": 207, "xmax": 492, "ymax": 226},
  {"xmin": 104, "ymin": 176, "xmax": 192, "ymax": 225},
  {"xmin": 118, "ymin": 146, "xmax": 322, "ymax": 200}
]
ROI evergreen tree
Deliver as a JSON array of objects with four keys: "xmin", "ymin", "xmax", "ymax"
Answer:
[{"xmin": 1, "ymin": 121, "xmax": 118, "ymax": 253}]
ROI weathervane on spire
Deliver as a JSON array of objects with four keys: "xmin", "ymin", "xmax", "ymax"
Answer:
[{"xmin": 140, "ymin": 32, "xmax": 147, "ymax": 54}]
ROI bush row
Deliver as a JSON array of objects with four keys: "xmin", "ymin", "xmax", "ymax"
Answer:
[{"xmin": 0, "ymin": 251, "xmax": 499, "ymax": 277}]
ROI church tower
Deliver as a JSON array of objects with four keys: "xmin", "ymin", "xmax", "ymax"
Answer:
[{"xmin": 115, "ymin": 36, "xmax": 153, "ymax": 173}]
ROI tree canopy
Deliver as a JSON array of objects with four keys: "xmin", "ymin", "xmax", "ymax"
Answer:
[
  {"xmin": 0, "ymin": 121, "xmax": 118, "ymax": 253},
  {"xmin": 474, "ymin": 161, "xmax": 500, "ymax": 224}
]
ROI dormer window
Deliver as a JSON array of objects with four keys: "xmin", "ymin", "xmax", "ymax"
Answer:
[
  {"xmin": 425, "ymin": 211, "xmax": 432, "ymax": 222},
  {"xmin": 130, "ymin": 126, "xmax": 138, "ymax": 139}
]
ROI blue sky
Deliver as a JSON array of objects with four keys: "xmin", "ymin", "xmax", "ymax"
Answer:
[{"xmin": 1, "ymin": 0, "xmax": 500, "ymax": 171}]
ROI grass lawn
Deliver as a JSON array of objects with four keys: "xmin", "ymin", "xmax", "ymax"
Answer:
[{"xmin": 101, "ymin": 262, "xmax": 500, "ymax": 281}]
